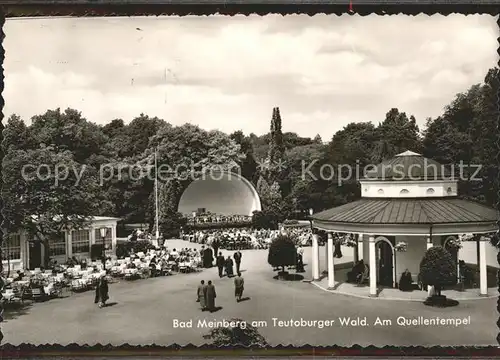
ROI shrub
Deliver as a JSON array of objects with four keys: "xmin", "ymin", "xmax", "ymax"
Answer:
[
  {"xmin": 203, "ymin": 318, "xmax": 268, "ymax": 348},
  {"xmin": 268, "ymin": 234, "xmax": 297, "ymax": 273},
  {"xmin": 419, "ymin": 246, "xmax": 457, "ymax": 296}
]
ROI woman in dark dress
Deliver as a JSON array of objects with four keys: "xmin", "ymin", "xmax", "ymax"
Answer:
[
  {"xmin": 398, "ymin": 269, "xmax": 413, "ymax": 291},
  {"xmin": 225, "ymin": 256, "xmax": 234, "ymax": 277},
  {"xmin": 94, "ymin": 276, "xmax": 109, "ymax": 308}
]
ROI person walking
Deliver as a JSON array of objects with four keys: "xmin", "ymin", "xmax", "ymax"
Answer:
[
  {"xmin": 205, "ymin": 280, "xmax": 217, "ymax": 312},
  {"xmin": 197, "ymin": 280, "xmax": 207, "ymax": 311},
  {"xmin": 200, "ymin": 246, "xmax": 207, "ymax": 267},
  {"xmin": 225, "ymin": 256, "xmax": 234, "ymax": 278},
  {"xmin": 94, "ymin": 275, "xmax": 109, "ymax": 308},
  {"xmin": 296, "ymin": 245, "xmax": 305, "ymax": 272},
  {"xmin": 212, "ymin": 238, "xmax": 221, "ymax": 261},
  {"xmin": 233, "ymin": 250, "xmax": 242, "ymax": 274},
  {"xmin": 216, "ymin": 252, "xmax": 225, "ymax": 278},
  {"xmin": 234, "ymin": 272, "xmax": 244, "ymax": 302}
]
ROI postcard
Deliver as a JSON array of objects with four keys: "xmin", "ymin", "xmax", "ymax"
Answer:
[{"xmin": 1, "ymin": 14, "xmax": 498, "ymax": 348}]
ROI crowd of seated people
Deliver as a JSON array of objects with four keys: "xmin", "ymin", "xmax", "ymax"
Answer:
[
  {"xmin": 110, "ymin": 246, "xmax": 203, "ymax": 279},
  {"xmin": 182, "ymin": 227, "xmax": 313, "ymax": 250},
  {"xmin": 183, "ymin": 228, "xmax": 280, "ymax": 249},
  {"xmin": 191, "ymin": 213, "xmax": 252, "ymax": 225}
]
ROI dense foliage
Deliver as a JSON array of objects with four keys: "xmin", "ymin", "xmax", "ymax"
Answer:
[
  {"xmin": 2, "ymin": 67, "xmax": 498, "ymax": 252},
  {"xmin": 202, "ymin": 318, "xmax": 268, "ymax": 348},
  {"xmin": 419, "ymin": 246, "xmax": 458, "ymax": 296}
]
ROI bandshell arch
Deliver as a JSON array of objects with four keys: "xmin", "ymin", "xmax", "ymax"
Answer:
[{"xmin": 177, "ymin": 169, "xmax": 262, "ymax": 216}]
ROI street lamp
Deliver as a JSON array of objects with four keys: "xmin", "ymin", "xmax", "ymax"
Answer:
[
  {"xmin": 99, "ymin": 227, "xmax": 109, "ymax": 271},
  {"xmin": 192, "ymin": 211, "xmax": 197, "ymax": 243}
]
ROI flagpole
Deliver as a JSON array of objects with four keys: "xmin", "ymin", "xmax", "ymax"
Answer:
[{"xmin": 155, "ymin": 147, "xmax": 160, "ymax": 241}]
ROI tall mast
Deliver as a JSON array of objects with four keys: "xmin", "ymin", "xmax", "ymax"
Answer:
[{"xmin": 155, "ymin": 147, "xmax": 160, "ymax": 240}]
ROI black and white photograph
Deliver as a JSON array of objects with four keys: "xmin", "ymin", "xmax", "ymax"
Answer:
[{"xmin": 1, "ymin": 14, "xmax": 499, "ymax": 347}]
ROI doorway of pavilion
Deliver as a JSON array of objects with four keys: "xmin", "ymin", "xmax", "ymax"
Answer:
[
  {"xmin": 443, "ymin": 236, "xmax": 459, "ymax": 265},
  {"xmin": 376, "ymin": 238, "xmax": 395, "ymax": 288},
  {"xmin": 28, "ymin": 240, "xmax": 42, "ymax": 270}
]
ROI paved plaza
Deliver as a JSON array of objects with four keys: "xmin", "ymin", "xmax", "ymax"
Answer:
[{"xmin": 3, "ymin": 240, "xmax": 498, "ymax": 347}]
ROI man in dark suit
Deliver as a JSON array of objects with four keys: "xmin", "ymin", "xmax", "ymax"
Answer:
[
  {"xmin": 233, "ymin": 251, "xmax": 242, "ymax": 274},
  {"xmin": 216, "ymin": 252, "xmax": 225, "ymax": 278}
]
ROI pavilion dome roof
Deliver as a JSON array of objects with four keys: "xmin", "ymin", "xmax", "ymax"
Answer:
[
  {"xmin": 312, "ymin": 198, "xmax": 498, "ymax": 225},
  {"xmin": 363, "ymin": 150, "xmax": 451, "ymax": 181}
]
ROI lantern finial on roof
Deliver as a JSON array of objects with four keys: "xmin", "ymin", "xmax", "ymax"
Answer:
[{"xmin": 395, "ymin": 150, "xmax": 422, "ymax": 157}]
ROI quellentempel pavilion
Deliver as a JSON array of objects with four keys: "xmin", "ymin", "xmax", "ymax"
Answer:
[{"xmin": 310, "ymin": 151, "xmax": 499, "ymax": 297}]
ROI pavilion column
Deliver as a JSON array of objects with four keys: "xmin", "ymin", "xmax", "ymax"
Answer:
[
  {"xmin": 369, "ymin": 235, "xmax": 377, "ymax": 297},
  {"xmin": 312, "ymin": 233, "xmax": 320, "ymax": 281},
  {"xmin": 479, "ymin": 237, "xmax": 488, "ymax": 296},
  {"xmin": 324, "ymin": 236, "xmax": 329, "ymax": 274},
  {"xmin": 353, "ymin": 234, "xmax": 359, "ymax": 263},
  {"xmin": 327, "ymin": 233, "xmax": 335, "ymax": 289},
  {"xmin": 357, "ymin": 233, "xmax": 364, "ymax": 262},
  {"xmin": 426, "ymin": 237, "xmax": 435, "ymax": 296}
]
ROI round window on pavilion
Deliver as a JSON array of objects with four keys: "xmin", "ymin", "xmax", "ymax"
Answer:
[
  {"xmin": 426, "ymin": 188, "xmax": 435, "ymax": 195},
  {"xmin": 400, "ymin": 189, "xmax": 409, "ymax": 195},
  {"xmin": 377, "ymin": 189, "xmax": 384, "ymax": 195},
  {"xmin": 447, "ymin": 187, "xmax": 454, "ymax": 195}
]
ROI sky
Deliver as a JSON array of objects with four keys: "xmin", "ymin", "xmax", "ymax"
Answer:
[{"xmin": 4, "ymin": 15, "xmax": 498, "ymax": 139}]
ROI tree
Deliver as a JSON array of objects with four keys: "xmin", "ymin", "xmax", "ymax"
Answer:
[
  {"xmin": 268, "ymin": 234, "xmax": 297, "ymax": 275},
  {"xmin": 117, "ymin": 114, "xmax": 166, "ymax": 159},
  {"xmin": 255, "ymin": 177, "xmax": 284, "ymax": 227},
  {"xmin": 3, "ymin": 114, "xmax": 34, "ymax": 151},
  {"xmin": 285, "ymin": 143, "xmax": 324, "ymax": 208},
  {"xmin": 267, "ymin": 107, "xmax": 285, "ymax": 164},
  {"xmin": 372, "ymin": 108, "xmax": 422, "ymax": 163},
  {"xmin": 2, "ymin": 145, "xmax": 112, "ymax": 266},
  {"xmin": 422, "ymin": 70, "xmax": 499, "ymax": 207},
  {"xmin": 146, "ymin": 123, "xmax": 244, "ymax": 182},
  {"xmin": 158, "ymin": 211, "xmax": 188, "ymax": 239},
  {"xmin": 30, "ymin": 108, "xmax": 110, "ymax": 165},
  {"xmin": 419, "ymin": 246, "xmax": 457, "ymax": 297},
  {"xmin": 264, "ymin": 107, "xmax": 286, "ymax": 184},
  {"xmin": 139, "ymin": 124, "xmax": 244, "ymax": 231},
  {"xmin": 102, "ymin": 118, "xmax": 126, "ymax": 138},
  {"xmin": 230, "ymin": 130, "xmax": 258, "ymax": 183},
  {"xmin": 202, "ymin": 318, "xmax": 268, "ymax": 348}
]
